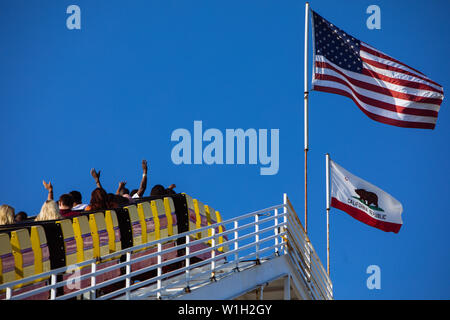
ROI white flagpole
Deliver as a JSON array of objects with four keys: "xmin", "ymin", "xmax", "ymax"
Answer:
[
  {"xmin": 325, "ymin": 153, "xmax": 331, "ymax": 277},
  {"xmin": 304, "ymin": 2, "xmax": 310, "ymax": 234}
]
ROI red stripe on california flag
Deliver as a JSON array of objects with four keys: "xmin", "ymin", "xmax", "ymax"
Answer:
[
  {"xmin": 331, "ymin": 197, "xmax": 402, "ymax": 233},
  {"xmin": 313, "ymin": 85, "xmax": 436, "ymax": 129},
  {"xmin": 315, "ymin": 73, "xmax": 439, "ymax": 117}
]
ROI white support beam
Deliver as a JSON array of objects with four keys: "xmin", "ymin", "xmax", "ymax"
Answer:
[{"xmin": 284, "ymin": 275, "xmax": 291, "ymax": 300}]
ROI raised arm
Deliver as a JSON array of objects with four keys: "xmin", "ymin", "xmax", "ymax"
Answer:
[
  {"xmin": 116, "ymin": 181, "xmax": 127, "ymax": 195},
  {"xmin": 136, "ymin": 160, "xmax": 148, "ymax": 197},
  {"xmin": 90, "ymin": 168, "xmax": 103, "ymax": 189},
  {"xmin": 42, "ymin": 180, "xmax": 54, "ymax": 201}
]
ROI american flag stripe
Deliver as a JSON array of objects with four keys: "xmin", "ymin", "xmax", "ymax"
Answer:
[
  {"xmin": 314, "ymin": 79, "xmax": 437, "ymax": 123},
  {"xmin": 361, "ymin": 66, "xmax": 442, "ymax": 97},
  {"xmin": 316, "ymin": 59, "xmax": 441, "ymax": 106},
  {"xmin": 314, "ymin": 64, "xmax": 439, "ymax": 120},
  {"xmin": 314, "ymin": 84, "xmax": 436, "ymax": 129},
  {"xmin": 314, "ymin": 71, "xmax": 438, "ymax": 121},
  {"xmin": 315, "ymin": 61, "xmax": 440, "ymax": 116},
  {"xmin": 311, "ymin": 10, "xmax": 444, "ymax": 129},
  {"xmin": 361, "ymin": 44, "xmax": 425, "ymax": 76},
  {"xmin": 315, "ymin": 75, "xmax": 438, "ymax": 118},
  {"xmin": 361, "ymin": 43, "xmax": 432, "ymax": 80},
  {"xmin": 360, "ymin": 47, "xmax": 444, "ymax": 94},
  {"xmin": 315, "ymin": 62, "xmax": 442, "ymax": 119}
]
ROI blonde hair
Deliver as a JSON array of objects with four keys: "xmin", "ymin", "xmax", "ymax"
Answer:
[
  {"xmin": 0, "ymin": 205, "xmax": 15, "ymax": 225},
  {"xmin": 35, "ymin": 200, "xmax": 62, "ymax": 222}
]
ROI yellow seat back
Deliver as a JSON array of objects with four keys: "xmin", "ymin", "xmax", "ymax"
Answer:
[
  {"xmin": 164, "ymin": 197, "xmax": 177, "ymax": 236},
  {"xmin": 10, "ymin": 229, "xmax": 35, "ymax": 280},
  {"xmin": 105, "ymin": 210, "xmax": 122, "ymax": 254},
  {"xmin": 137, "ymin": 202, "xmax": 157, "ymax": 242},
  {"xmin": 125, "ymin": 205, "xmax": 143, "ymax": 247},
  {"xmin": 57, "ymin": 219, "xmax": 77, "ymax": 266},
  {"xmin": 193, "ymin": 199, "xmax": 208, "ymax": 240},
  {"xmin": 183, "ymin": 193, "xmax": 199, "ymax": 238},
  {"xmin": 30, "ymin": 226, "xmax": 50, "ymax": 276},
  {"xmin": 73, "ymin": 215, "xmax": 94, "ymax": 263},
  {"xmin": 151, "ymin": 199, "xmax": 168, "ymax": 240},
  {"xmin": 204, "ymin": 205, "xmax": 218, "ymax": 246},
  {"xmin": 88, "ymin": 212, "xmax": 109, "ymax": 259},
  {"xmin": 0, "ymin": 233, "xmax": 16, "ymax": 285},
  {"xmin": 215, "ymin": 210, "xmax": 228, "ymax": 252}
]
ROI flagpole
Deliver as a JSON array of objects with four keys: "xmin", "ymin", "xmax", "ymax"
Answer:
[
  {"xmin": 325, "ymin": 153, "xmax": 330, "ymax": 277},
  {"xmin": 304, "ymin": 2, "xmax": 310, "ymax": 234}
]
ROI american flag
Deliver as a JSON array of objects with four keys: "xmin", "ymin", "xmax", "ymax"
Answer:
[{"xmin": 311, "ymin": 10, "xmax": 444, "ymax": 129}]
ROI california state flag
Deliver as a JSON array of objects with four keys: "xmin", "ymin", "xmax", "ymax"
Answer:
[{"xmin": 330, "ymin": 159, "xmax": 403, "ymax": 233}]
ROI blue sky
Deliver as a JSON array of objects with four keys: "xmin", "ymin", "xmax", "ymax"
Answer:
[{"xmin": 0, "ymin": 0, "xmax": 448, "ymax": 299}]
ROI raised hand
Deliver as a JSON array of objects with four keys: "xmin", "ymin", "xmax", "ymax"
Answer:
[
  {"xmin": 90, "ymin": 168, "xmax": 103, "ymax": 189},
  {"xmin": 43, "ymin": 180, "xmax": 53, "ymax": 191},
  {"xmin": 119, "ymin": 181, "xmax": 127, "ymax": 188},
  {"xmin": 43, "ymin": 180, "xmax": 54, "ymax": 200},
  {"xmin": 90, "ymin": 168, "xmax": 101, "ymax": 181}
]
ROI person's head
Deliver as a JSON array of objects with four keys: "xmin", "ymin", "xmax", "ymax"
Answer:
[
  {"xmin": 106, "ymin": 193, "xmax": 118, "ymax": 208},
  {"xmin": 165, "ymin": 188, "xmax": 176, "ymax": 195},
  {"xmin": 0, "ymin": 205, "xmax": 15, "ymax": 225},
  {"xmin": 89, "ymin": 188, "xmax": 108, "ymax": 211},
  {"xmin": 14, "ymin": 211, "xmax": 28, "ymax": 223},
  {"xmin": 118, "ymin": 187, "xmax": 130, "ymax": 196},
  {"xmin": 35, "ymin": 200, "xmax": 62, "ymax": 222},
  {"xmin": 150, "ymin": 184, "xmax": 166, "ymax": 196},
  {"xmin": 58, "ymin": 194, "xmax": 74, "ymax": 210},
  {"xmin": 69, "ymin": 191, "xmax": 82, "ymax": 205},
  {"xmin": 107, "ymin": 194, "xmax": 129, "ymax": 208},
  {"xmin": 117, "ymin": 195, "xmax": 130, "ymax": 206}
]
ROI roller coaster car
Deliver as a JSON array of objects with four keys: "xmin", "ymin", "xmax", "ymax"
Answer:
[{"xmin": 0, "ymin": 193, "xmax": 227, "ymax": 299}]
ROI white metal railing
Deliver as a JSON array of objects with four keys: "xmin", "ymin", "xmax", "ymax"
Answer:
[{"xmin": 0, "ymin": 194, "xmax": 332, "ymax": 300}]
